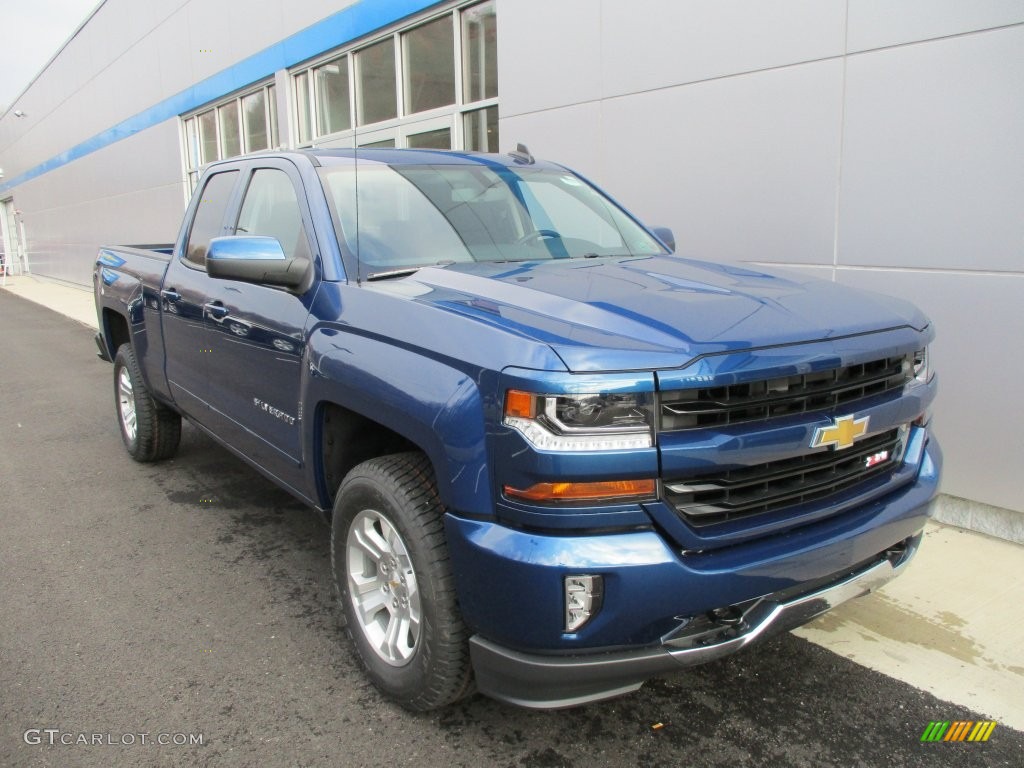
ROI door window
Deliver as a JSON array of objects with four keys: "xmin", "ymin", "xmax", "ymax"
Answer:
[
  {"xmin": 184, "ymin": 171, "xmax": 238, "ymax": 267},
  {"xmin": 236, "ymin": 169, "xmax": 312, "ymax": 263}
]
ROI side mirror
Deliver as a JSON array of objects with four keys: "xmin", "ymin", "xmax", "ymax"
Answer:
[
  {"xmin": 207, "ymin": 236, "xmax": 308, "ymax": 288},
  {"xmin": 650, "ymin": 226, "xmax": 676, "ymax": 253}
]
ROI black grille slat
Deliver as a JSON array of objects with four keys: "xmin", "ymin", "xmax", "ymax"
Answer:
[
  {"xmin": 665, "ymin": 429, "xmax": 903, "ymax": 528},
  {"xmin": 660, "ymin": 355, "xmax": 911, "ymax": 431},
  {"xmin": 687, "ymin": 432, "xmax": 901, "ymax": 491}
]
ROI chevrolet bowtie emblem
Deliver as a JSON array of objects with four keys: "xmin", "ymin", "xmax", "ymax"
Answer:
[{"xmin": 811, "ymin": 414, "xmax": 870, "ymax": 451}]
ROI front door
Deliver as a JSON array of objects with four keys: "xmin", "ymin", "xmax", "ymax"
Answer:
[{"xmin": 203, "ymin": 161, "xmax": 318, "ymax": 483}]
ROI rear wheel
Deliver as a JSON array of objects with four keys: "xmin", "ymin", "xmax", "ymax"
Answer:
[
  {"xmin": 331, "ymin": 452, "xmax": 473, "ymax": 710},
  {"xmin": 113, "ymin": 344, "xmax": 181, "ymax": 462}
]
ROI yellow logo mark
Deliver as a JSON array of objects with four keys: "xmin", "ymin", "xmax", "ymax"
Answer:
[{"xmin": 811, "ymin": 414, "xmax": 870, "ymax": 451}]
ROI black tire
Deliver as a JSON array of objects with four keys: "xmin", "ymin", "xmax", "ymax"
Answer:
[
  {"xmin": 113, "ymin": 343, "xmax": 181, "ymax": 462},
  {"xmin": 331, "ymin": 452, "xmax": 473, "ymax": 711}
]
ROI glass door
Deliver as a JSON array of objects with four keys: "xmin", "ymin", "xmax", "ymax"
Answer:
[{"xmin": 1, "ymin": 198, "xmax": 26, "ymax": 277}]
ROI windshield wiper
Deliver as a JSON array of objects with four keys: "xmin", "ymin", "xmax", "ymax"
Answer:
[
  {"xmin": 366, "ymin": 267, "xmax": 423, "ymax": 281},
  {"xmin": 365, "ymin": 261, "xmax": 455, "ymax": 282}
]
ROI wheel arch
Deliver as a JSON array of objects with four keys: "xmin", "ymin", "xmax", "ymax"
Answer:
[
  {"xmin": 307, "ymin": 333, "xmax": 494, "ymax": 519},
  {"xmin": 100, "ymin": 307, "xmax": 131, "ymax": 361}
]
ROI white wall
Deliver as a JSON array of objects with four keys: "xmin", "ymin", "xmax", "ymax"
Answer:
[{"xmin": 500, "ymin": 0, "xmax": 1024, "ymax": 514}]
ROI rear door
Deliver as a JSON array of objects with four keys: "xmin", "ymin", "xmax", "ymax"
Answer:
[
  {"xmin": 203, "ymin": 159, "xmax": 319, "ymax": 482},
  {"xmin": 161, "ymin": 169, "xmax": 240, "ymax": 418}
]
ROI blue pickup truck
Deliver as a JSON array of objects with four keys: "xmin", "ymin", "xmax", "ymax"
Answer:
[{"xmin": 94, "ymin": 148, "xmax": 940, "ymax": 710}]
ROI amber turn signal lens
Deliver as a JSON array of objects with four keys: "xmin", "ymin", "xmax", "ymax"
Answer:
[
  {"xmin": 505, "ymin": 389, "xmax": 536, "ymax": 420},
  {"xmin": 504, "ymin": 479, "xmax": 656, "ymax": 504}
]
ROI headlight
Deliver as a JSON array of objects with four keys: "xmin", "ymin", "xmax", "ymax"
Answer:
[
  {"xmin": 912, "ymin": 347, "xmax": 929, "ymax": 384},
  {"xmin": 504, "ymin": 390, "xmax": 654, "ymax": 451}
]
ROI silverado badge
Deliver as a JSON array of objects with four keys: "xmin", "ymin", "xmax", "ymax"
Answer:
[{"xmin": 811, "ymin": 414, "xmax": 870, "ymax": 451}]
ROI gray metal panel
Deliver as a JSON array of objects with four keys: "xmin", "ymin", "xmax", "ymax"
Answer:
[
  {"xmin": 154, "ymin": 6, "xmax": 197, "ymax": 99},
  {"xmin": 600, "ymin": 0, "xmax": 846, "ymax": 98},
  {"xmin": 837, "ymin": 26, "xmax": 1024, "ymax": 272},
  {"xmin": 187, "ymin": 0, "xmax": 247, "ymax": 82},
  {"xmin": 498, "ymin": 0, "xmax": 602, "ymax": 117},
  {"xmin": 14, "ymin": 120, "xmax": 184, "ymax": 286},
  {"xmin": 847, "ymin": 0, "xmax": 1024, "ymax": 52},
  {"xmin": 836, "ymin": 267, "xmax": 1024, "ymax": 514},
  {"xmin": 599, "ymin": 60, "xmax": 845, "ymax": 265}
]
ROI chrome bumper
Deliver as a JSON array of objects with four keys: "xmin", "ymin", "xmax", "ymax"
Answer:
[{"xmin": 470, "ymin": 534, "xmax": 921, "ymax": 709}]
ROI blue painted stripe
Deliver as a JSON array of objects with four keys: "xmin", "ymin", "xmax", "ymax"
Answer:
[
  {"xmin": 0, "ymin": 0, "xmax": 441, "ymax": 195},
  {"xmin": 97, "ymin": 249, "xmax": 126, "ymax": 267}
]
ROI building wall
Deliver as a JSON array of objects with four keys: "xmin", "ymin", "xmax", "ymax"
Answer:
[{"xmin": 1, "ymin": 0, "xmax": 1021, "ymax": 519}]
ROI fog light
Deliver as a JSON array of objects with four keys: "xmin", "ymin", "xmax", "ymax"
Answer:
[{"xmin": 565, "ymin": 575, "xmax": 603, "ymax": 632}]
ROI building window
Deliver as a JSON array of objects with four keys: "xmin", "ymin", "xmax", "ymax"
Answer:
[
  {"xmin": 181, "ymin": 82, "xmax": 279, "ymax": 196},
  {"xmin": 407, "ymin": 127, "xmax": 452, "ymax": 150},
  {"xmin": 218, "ymin": 103, "xmax": 242, "ymax": 158},
  {"xmin": 356, "ymin": 38, "xmax": 398, "ymax": 126},
  {"xmin": 291, "ymin": 0, "xmax": 497, "ymax": 152},
  {"xmin": 316, "ymin": 56, "xmax": 352, "ymax": 135},
  {"xmin": 463, "ymin": 104, "xmax": 497, "ymax": 153},
  {"xmin": 198, "ymin": 111, "xmax": 218, "ymax": 164},
  {"xmin": 462, "ymin": 1, "xmax": 497, "ymax": 103},
  {"xmin": 403, "ymin": 16, "xmax": 455, "ymax": 115},
  {"xmin": 295, "ymin": 71, "xmax": 312, "ymax": 144},
  {"xmin": 242, "ymin": 89, "xmax": 269, "ymax": 152}
]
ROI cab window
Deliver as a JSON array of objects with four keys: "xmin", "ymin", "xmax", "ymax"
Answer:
[
  {"xmin": 235, "ymin": 169, "xmax": 312, "ymax": 263},
  {"xmin": 184, "ymin": 170, "xmax": 238, "ymax": 267}
]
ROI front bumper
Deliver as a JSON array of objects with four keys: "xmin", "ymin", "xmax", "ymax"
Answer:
[
  {"xmin": 446, "ymin": 432, "xmax": 940, "ymax": 708},
  {"xmin": 470, "ymin": 534, "xmax": 920, "ymax": 709}
]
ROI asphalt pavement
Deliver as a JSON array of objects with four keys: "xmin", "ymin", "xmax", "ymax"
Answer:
[{"xmin": 1, "ymin": 290, "xmax": 1021, "ymax": 768}]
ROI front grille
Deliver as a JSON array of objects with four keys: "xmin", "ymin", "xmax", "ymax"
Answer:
[
  {"xmin": 664, "ymin": 428, "xmax": 905, "ymax": 528},
  {"xmin": 660, "ymin": 355, "xmax": 912, "ymax": 431}
]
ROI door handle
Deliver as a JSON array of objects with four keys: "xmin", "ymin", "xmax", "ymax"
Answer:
[
  {"xmin": 204, "ymin": 301, "xmax": 230, "ymax": 322},
  {"xmin": 161, "ymin": 288, "xmax": 181, "ymax": 302}
]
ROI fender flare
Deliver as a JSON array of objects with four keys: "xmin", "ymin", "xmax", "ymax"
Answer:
[{"xmin": 305, "ymin": 328, "xmax": 494, "ymax": 516}]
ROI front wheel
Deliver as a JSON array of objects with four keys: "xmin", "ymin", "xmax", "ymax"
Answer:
[
  {"xmin": 113, "ymin": 344, "xmax": 181, "ymax": 462},
  {"xmin": 331, "ymin": 452, "xmax": 473, "ymax": 711}
]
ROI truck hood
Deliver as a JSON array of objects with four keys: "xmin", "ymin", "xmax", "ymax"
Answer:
[{"xmin": 384, "ymin": 256, "xmax": 928, "ymax": 372}]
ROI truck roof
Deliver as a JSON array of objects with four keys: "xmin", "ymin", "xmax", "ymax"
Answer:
[{"xmin": 205, "ymin": 147, "xmax": 562, "ymax": 171}]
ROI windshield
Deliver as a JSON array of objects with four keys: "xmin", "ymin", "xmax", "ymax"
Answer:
[{"xmin": 317, "ymin": 162, "xmax": 666, "ymax": 276}]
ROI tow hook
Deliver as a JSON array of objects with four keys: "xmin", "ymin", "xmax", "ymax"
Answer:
[{"xmin": 708, "ymin": 605, "xmax": 746, "ymax": 631}]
